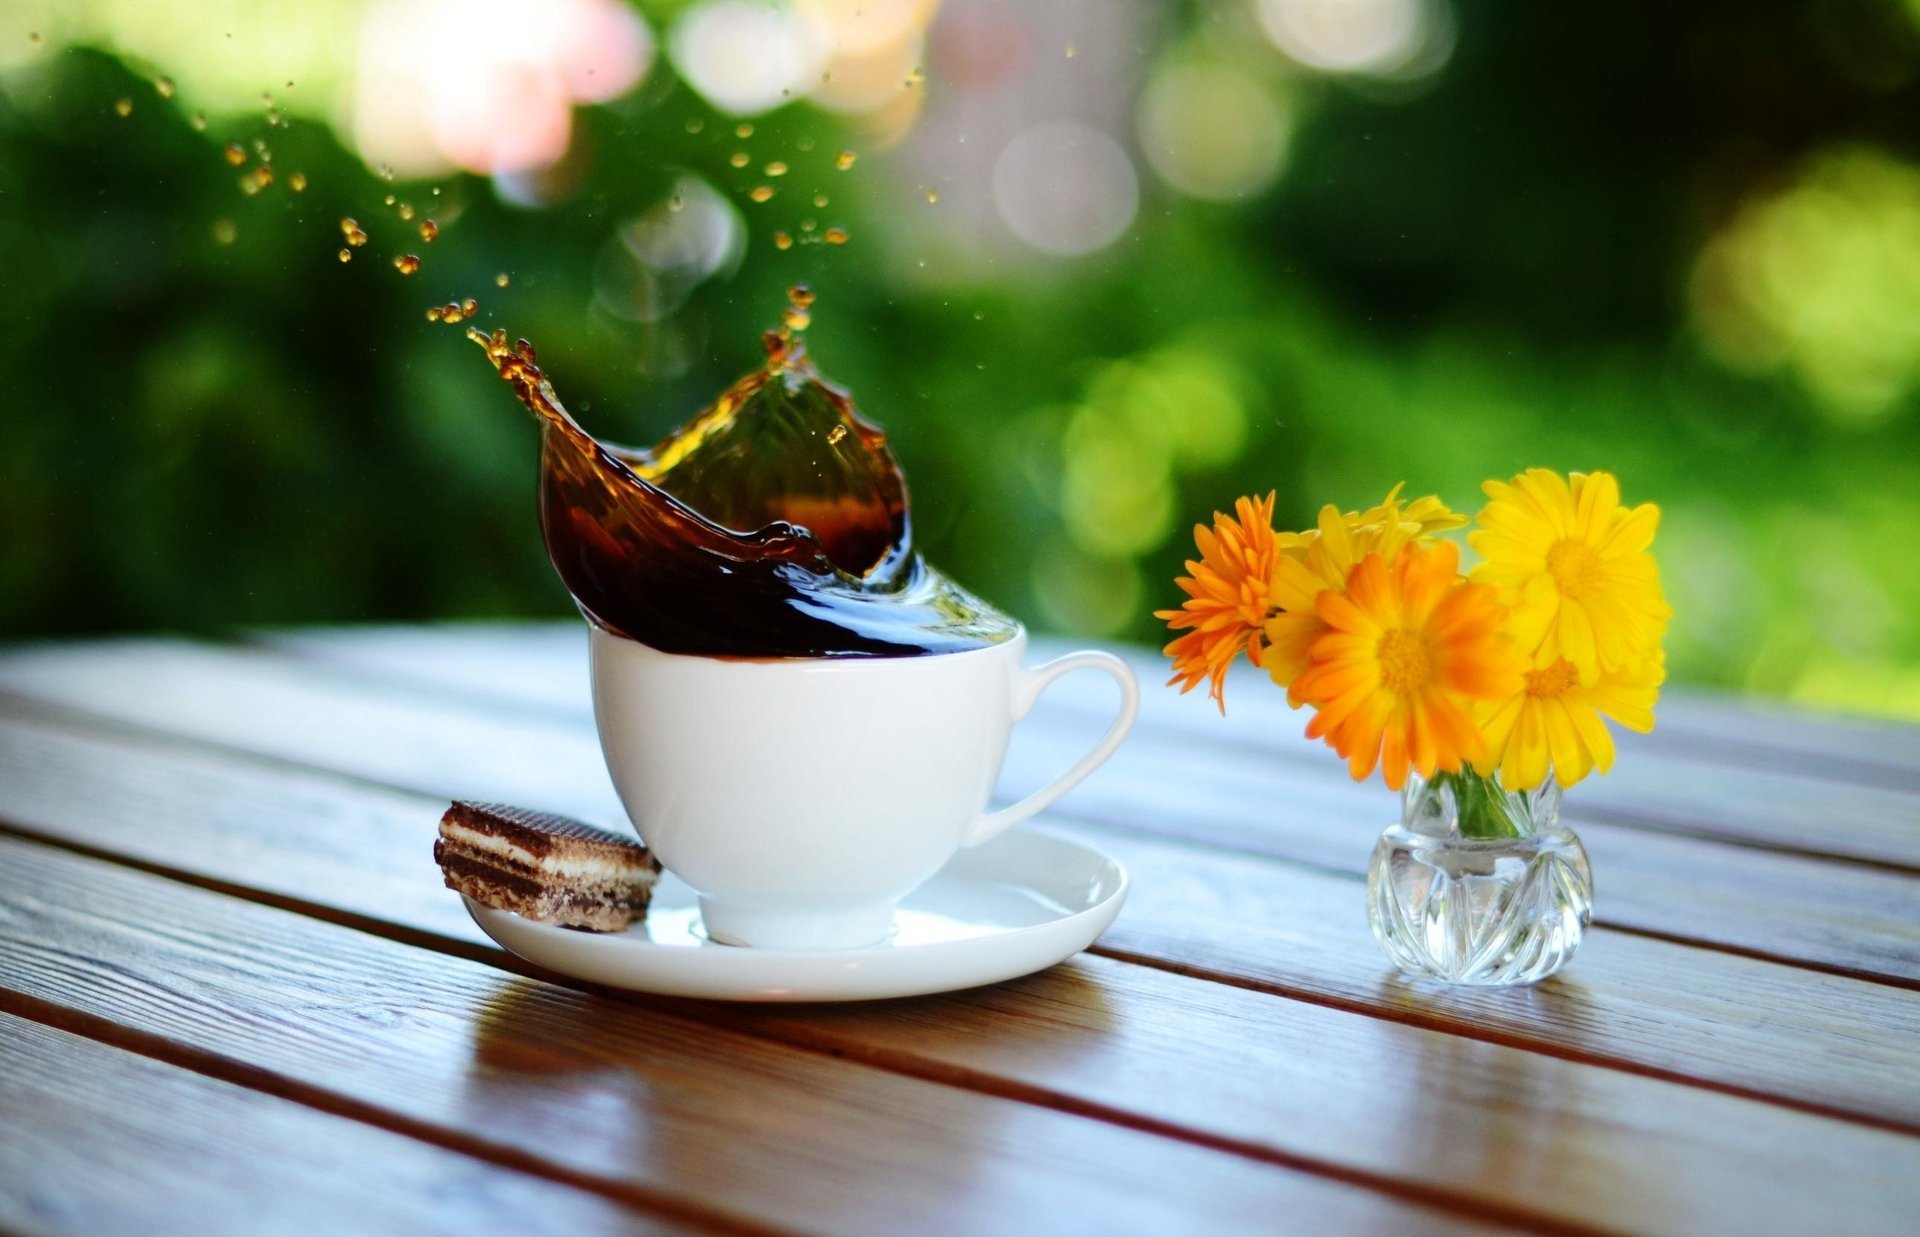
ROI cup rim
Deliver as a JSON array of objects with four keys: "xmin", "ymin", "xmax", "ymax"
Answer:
[{"xmin": 583, "ymin": 613, "xmax": 1028, "ymax": 668}]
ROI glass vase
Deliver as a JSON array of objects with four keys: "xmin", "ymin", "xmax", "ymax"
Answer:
[{"xmin": 1366, "ymin": 770, "xmax": 1593, "ymax": 986}]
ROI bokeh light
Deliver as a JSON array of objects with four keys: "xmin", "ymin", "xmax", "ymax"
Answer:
[
  {"xmin": 992, "ymin": 121, "xmax": 1138, "ymax": 256},
  {"xmin": 1255, "ymin": 0, "xmax": 1446, "ymax": 78},
  {"xmin": 594, "ymin": 177, "xmax": 746, "ymax": 326},
  {"xmin": 669, "ymin": 0, "xmax": 824, "ymax": 117},
  {"xmin": 1692, "ymin": 145, "xmax": 1920, "ymax": 425},
  {"xmin": 8, "ymin": 1, "xmax": 1920, "ymax": 721},
  {"xmin": 1137, "ymin": 57, "xmax": 1290, "ymax": 201},
  {"xmin": 354, "ymin": 0, "xmax": 652, "ymax": 177}
]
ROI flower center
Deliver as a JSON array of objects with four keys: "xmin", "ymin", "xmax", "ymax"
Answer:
[
  {"xmin": 1545, "ymin": 539, "xmax": 1601, "ymax": 599},
  {"xmin": 1376, "ymin": 628, "xmax": 1433, "ymax": 694},
  {"xmin": 1525, "ymin": 657, "xmax": 1581, "ymax": 698}
]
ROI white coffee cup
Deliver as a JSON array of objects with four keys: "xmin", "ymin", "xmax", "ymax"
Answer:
[{"xmin": 588, "ymin": 624, "xmax": 1138, "ymax": 949}]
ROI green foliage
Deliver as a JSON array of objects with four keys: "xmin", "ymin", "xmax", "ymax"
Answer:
[{"xmin": 5, "ymin": 14, "xmax": 1920, "ymax": 721}]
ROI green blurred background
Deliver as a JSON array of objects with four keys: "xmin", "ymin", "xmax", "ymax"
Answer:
[{"xmin": 3, "ymin": 0, "xmax": 1919, "ymax": 718}]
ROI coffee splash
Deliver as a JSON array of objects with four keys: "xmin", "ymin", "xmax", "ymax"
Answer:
[{"xmin": 470, "ymin": 289, "xmax": 1019, "ymax": 658}]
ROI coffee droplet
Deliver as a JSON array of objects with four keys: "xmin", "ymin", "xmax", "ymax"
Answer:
[
  {"xmin": 749, "ymin": 185, "xmax": 774, "ymax": 203},
  {"xmin": 338, "ymin": 248, "xmax": 352, "ymax": 263},
  {"xmin": 425, "ymin": 306, "xmax": 443, "ymax": 323},
  {"xmin": 789, "ymin": 284, "xmax": 816, "ymax": 309},
  {"xmin": 340, "ymin": 217, "xmax": 369, "ymax": 247},
  {"xmin": 735, "ymin": 122, "xmax": 754, "ymax": 138},
  {"xmin": 835, "ymin": 150, "xmax": 856, "ymax": 170},
  {"xmin": 668, "ymin": 191, "xmax": 684, "ymax": 212},
  {"xmin": 800, "ymin": 218, "xmax": 817, "ymax": 233},
  {"xmin": 239, "ymin": 166, "xmax": 274, "ymax": 195},
  {"xmin": 211, "ymin": 219, "xmax": 238, "ymax": 245},
  {"xmin": 398, "ymin": 203, "xmax": 415, "ymax": 222},
  {"xmin": 923, "ymin": 187, "xmax": 939, "ymax": 204},
  {"xmin": 495, "ymin": 272, "xmax": 510, "ymax": 288},
  {"xmin": 827, "ymin": 424, "xmax": 848, "ymax": 445},
  {"xmin": 191, "ymin": 113, "xmax": 208, "ymax": 131},
  {"xmin": 825, "ymin": 226, "xmax": 849, "ymax": 245},
  {"xmin": 288, "ymin": 171, "xmax": 308, "ymax": 192},
  {"xmin": 685, "ymin": 118, "xmax": 704, "ymax": 134},
  {"xmin": 729, "ymin": 151, "xmax": 749, "ymax": 169},
  {"xmin": 461, "ymin": 297, "xmax": 478, "ymax": 317},
  {"xmin": 28, "ymin": 32, "xmax": 42, "ymax": 45},
  {"xmin": 765, "ymin": 161, "xmax": 788, "ymax": 176},
  {"xmin": 114, "ymin": 98, "xmax": 133, "ymax": 117},
  {"xmin": 783, "ymin": 306, "xmax": 810, "ymax": 331},
  {"xmin": 224, "ymin": 143, "xmax": 246, "ymax": 167},
  {"xmin": 774, "ymin": 230, "xmax": 793, "ymax": 250},
  {"xmin": 419, "ymin": 219, "xmax": 439, "ymax": 243},
  {"xmin": 394, "ymin": 254, "xmax": 421, "ymax": 276},
  {"xmin": 155, "ymin": 77, "xmax": 175, "ymax": 100},
  {"xmin": 441, "ymin": 302, "xmax": 464, "ymax": 323},
  {"xmin": 813, "ymin": 193, "xmax": 829, "ymax": 208}
]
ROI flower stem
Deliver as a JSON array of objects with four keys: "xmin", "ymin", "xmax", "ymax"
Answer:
[{"xmin": 1444, "ymin": 770, "xmax": 1527, "ymax": 840}]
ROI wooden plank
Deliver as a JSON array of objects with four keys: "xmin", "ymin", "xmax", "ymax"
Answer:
[
  {"xmin": 267, "ymin": 623, "xmax": 1920, "ymax": 835},
  {"xmin": 4, "ymin": 639, "xmax": 1915, "ymax": 987},
  {"xmin": 0, "ymin": 836, "xmax": 1478, "ymax": 1235},
  {"xmin": 1020, "ymin": 670, "xmax": 1920, "ymax": 872},
  {"xmin": 255, "ymin": 628, "xmax": 1920, "ymax": 981},
  {"xmin": 2, "ymin": 719, "xmax": 1917, "ymax": 1233},
  {"xmin": 4, "ymin": 690, "xmax": 1919, "ymax": 1138},
  {"xmin": 261, "ymin": 622, "xmax": 1920, "ymax": 779},
  {"xmin": 0, "ymin": 1012, "xmax": 684, "ymax": 1236},
  {"xmin": 991, "ymin": 724, "xmax": 1920, "ymax": 984},
  {"xmin": 1032, "ymin": 638, "xmax": 1920, "ymax": 794}
]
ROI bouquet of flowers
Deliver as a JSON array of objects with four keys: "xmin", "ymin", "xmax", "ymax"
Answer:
[
  {"xmin": 1158, "ymin": 470, "xmax": 1670, "ymax": 984},
  {"xmin": 1158, "ymin": 470, "xmax": 1670, "ymax": 836}
]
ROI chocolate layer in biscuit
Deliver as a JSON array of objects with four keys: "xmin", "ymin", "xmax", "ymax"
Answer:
[{"xmin": 436, "ymin": 801, "xmax": 659, "ymax": 932}]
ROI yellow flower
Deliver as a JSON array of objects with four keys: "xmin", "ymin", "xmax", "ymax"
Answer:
[
  {"xmin": 1469, "ymin": 469, "xmax": 1671, "ymax": 677},
  {"xmin": 1293, "ymin": 540, "xmax": 1523, "ymax": 790},
  {"xmin": 1156, "ymin": 493, "xmax": 1280, "ymax": 712},
  {"xmin": 1476, "ymin": 651, "xmax": 1666, "ymax": 789},
  {"xmin": 1263, "ymin": 484, "xmax": 1465, "ymax": 703}
]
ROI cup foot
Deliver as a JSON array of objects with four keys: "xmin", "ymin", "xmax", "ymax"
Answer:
[{"xmin": 698, "ymin": 898, "xmax": 897, "ymax": 950}]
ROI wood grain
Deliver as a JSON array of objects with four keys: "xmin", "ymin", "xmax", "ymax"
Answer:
[
  {"xmin": 3, "ymin": 691, "xmax": 1919, "ymax": 1139},
  {"xmin": 0, "ymin": 835, "xmax": 1479, "ymax": 1235},
  {"xmin": 0, "ymin": 1011, "xmax": 685, "ymax": 1236},
  {"xmin": 1008, "ymin": 689, "xmax": 1920, "ymax": 874},
  {"xmin": 4, "ymin": 728, "xmax": 1919, "ymax": 1233},
  {"xmin": 261, "ymin": 627, "xmax": 1920, "ymax": 980},
  {"xmin": 266, "ymin": 623, "xmax": 1920, "ymax": 843},
  {"xmin": 992, "ymin": 724, "xmax": 1920, "ymax": 983},
  {"xmin": 260, "ymin": 623, "xmax": 1920, "ymax": 783},
  {"xmin": 4, "ymin": 639, "xmax": 1917, "ymax": 986}
]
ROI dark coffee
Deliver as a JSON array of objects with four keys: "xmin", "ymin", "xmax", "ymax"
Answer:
[{"xmin": 470, "ymin": 291, "xmax": 1018, "ymax": 658}]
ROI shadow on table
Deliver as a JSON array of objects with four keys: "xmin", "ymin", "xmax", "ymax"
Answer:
[{"xmin": 468, "ymin": 958, "xmax": 1118, "ymax": 1082}]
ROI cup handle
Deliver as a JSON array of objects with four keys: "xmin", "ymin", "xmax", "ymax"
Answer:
[{"xmin": 963, "ymin": 650, "xmax": 1140, "ymax": 848}]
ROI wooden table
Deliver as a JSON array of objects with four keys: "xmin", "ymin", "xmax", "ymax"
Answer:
[{"xmin": 2, "ymin": 624, "xmax": 1916, "ymax": 1234}]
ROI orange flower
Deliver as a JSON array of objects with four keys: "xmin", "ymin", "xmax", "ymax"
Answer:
[
  {"xmin": 1292, "ymin": 540, "xmax": 1523, "ymax": 790},
  {"xmin": 1156, "ymin": 493, "xmax": 1280, "ymax": 712},
  {"xmin": 1264, "ymin": 484, "xmax": 1464, "ymax": 704}
]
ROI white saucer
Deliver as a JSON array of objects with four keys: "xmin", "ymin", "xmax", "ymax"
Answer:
[{"xmin": 463, "ymin": 829, "xmax": 1127, "ymax": 1002}]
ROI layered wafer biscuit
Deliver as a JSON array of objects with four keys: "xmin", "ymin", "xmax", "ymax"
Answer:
[{"xmin": 435, "ymin": 801, "xmax": 660, "ymax": 932}]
